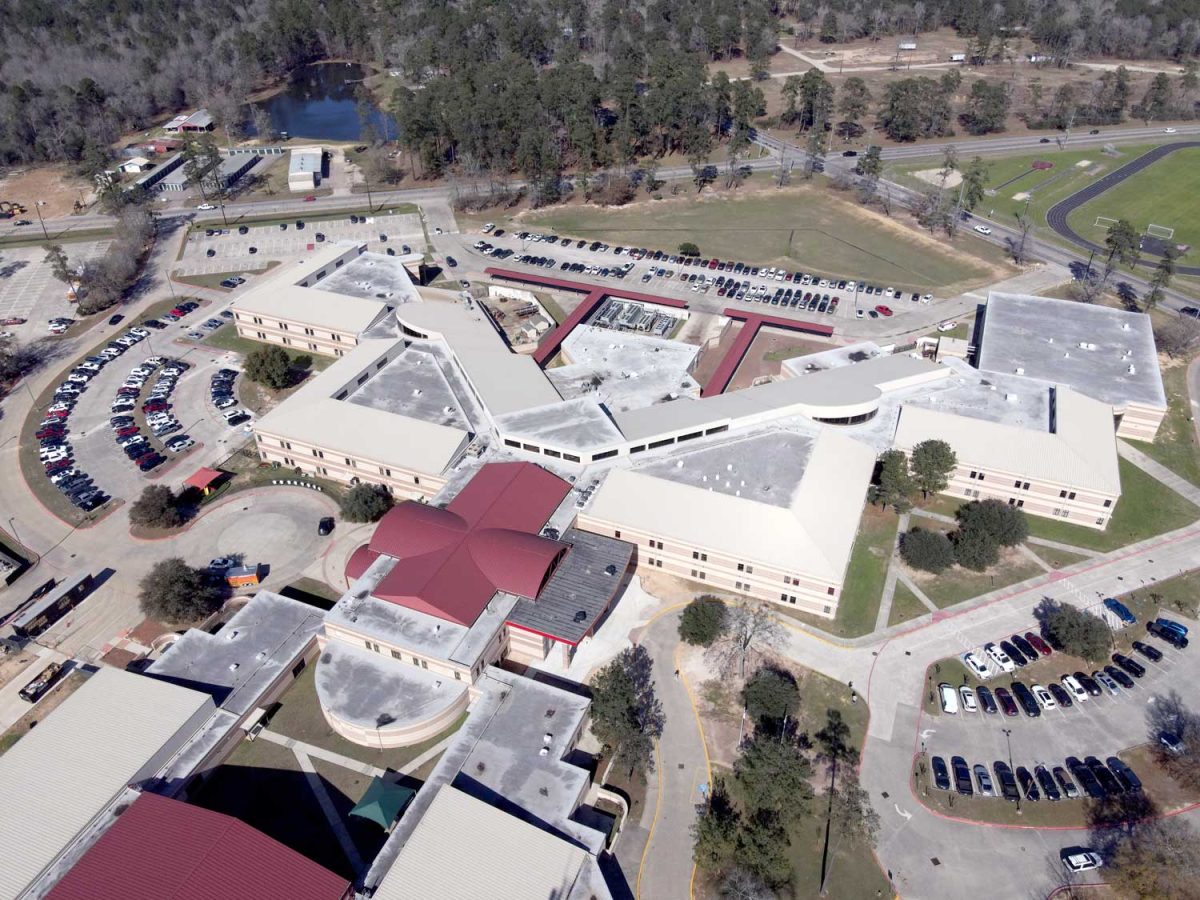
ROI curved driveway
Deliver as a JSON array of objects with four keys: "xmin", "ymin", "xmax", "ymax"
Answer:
[{"xmin": 1045, "ymin": 141, "xmax": 1200, "ymax": 275}]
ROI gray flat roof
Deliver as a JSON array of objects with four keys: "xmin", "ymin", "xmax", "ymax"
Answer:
[
  {"xmin": 147, "ymin": 591, "xmax": 323, "ymax": 717},
  {"xmin": 494, "ymin": 397, "xmax": 624, "ymax": 452},
  {"xmin": 636, "ymin": 430, "xmax": 816, "ymax": 509},
  {"xmin": 313, "ymin": 253, "xmax": 421, "ymax": 304},
  {"xmin": 977, "ymin": 292, "xmax": 1166, "ymax": 409},
  {"xmin": 508, "ymin": 528, "xmax": 634, "ymax": 644},
  {"xmin": 906, "ymin": 360, "xmax": 1052, "ymax": 432},
  {"xmin": 315, "ymin": 639, "xmax": 468, "ymax": 733},
  {"xmin": 348, "ymin": 345, "xmax": 473, "ymax": 430}
]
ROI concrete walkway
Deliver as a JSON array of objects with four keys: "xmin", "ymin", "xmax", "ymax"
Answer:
[
  {"xmin": 1016, "ymin": 541, "xmax": 1054, "ymax": 573},
  {"xmin": 909, "ymin": 507, "xmax": 1101, "ymax": 557},
  {"xmin": 291, "ymin": 746, "xmax": 367, "ymax": 876},
  {"xmin": 874, "ymin": 513, "xmax": 910, "ymax": 631},
  {"xmin": 1118, "ymin": 439, "xmax": 1200, "ymax": 506},
  {"xmin": 260, "ymin": 729, "xmax": 386, "ymax": 779},
  {"xmin": 895, "ymin": 571, "xmax": 939, "ymax": 612},
  {"xmin": 394, "ymin": 734, "xmax": 456, "ymax": 777}
]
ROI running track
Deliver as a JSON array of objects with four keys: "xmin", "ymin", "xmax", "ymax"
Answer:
[{"xmin": 1045, "ymin": 140, "xmax": 1200, "ymax": 276}]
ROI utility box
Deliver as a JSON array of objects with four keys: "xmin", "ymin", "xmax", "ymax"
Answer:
[{"xmin": 225, "ymin": 565, "xmax": 263, "ymax": 588}]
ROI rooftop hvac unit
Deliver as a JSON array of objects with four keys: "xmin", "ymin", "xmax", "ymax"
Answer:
[{"xmin": 1128, "ymin": 365, "xmax": 1136, "ymax": 375}]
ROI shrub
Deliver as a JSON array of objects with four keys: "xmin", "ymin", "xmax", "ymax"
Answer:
[
  {"xmin": 243, "ymin": 345, "xmax": 294, "ymax": 390},
  {"xmin": 340, "ymin": 483, "xmax": 394, "ymax": 523},
  {"xmin": 899, "ymin": 528, "xmax": 955, "ymax": 573},
  {"xmin": 678, "ymin": 241, "xmax": 700, "ymax": 256},
  {"xmin": 129, "ymin": 485, "xmax": 183, "ymax": 530},
  {"xmin": 1040, "ymin": 601, "xmax": 1112, "ymax": 662},
  {"xmin": 952, "ymin": 526, "xmax": 1000, "ymax": 571},
  {"xmin": 679, "ymin": 596, "xmax": 727, "ymax": 646},
  {"xmin": 742, "ymin": 666, "xmax": 799, "ymax": 732}
]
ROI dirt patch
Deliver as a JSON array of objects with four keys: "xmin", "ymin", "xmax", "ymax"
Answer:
[
  {"xmin": 913, "ymin": 168, "xmax": 963, "ymax": 189},
  {"xmin": 0, "ymin": 165, "xmax": 94, "ymax": 217},
  {"xmin": 726, "ymin": 328, "xmax": 832, "ymax": 391}
]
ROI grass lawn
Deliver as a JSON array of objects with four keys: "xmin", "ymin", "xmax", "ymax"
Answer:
[
  {"xmin": 525, "ymin": 184, "xmax": 1008, "ymax": 294},
  {"xmin": 1129, "ymin": 363, "xmax": 1200, "ymax": 487},
  {"xmin": 915, "ymin": 549, "xmax": 1044, "ymax": 609},
  {"xmin": 1027, "ymin": 544, "xmax": 1090, "ymax": 570},
  {"xmin": 1121, "ymin": 569, "xmax": 1200, "ymax": 619},
  {"xmin": 264, "ymin": 664, "xmax": 467, "ymax": 772},
  {"xmin": 1066, "ymin": 147, "xmax": 1200, "ymax": 255},
  {"xmin": 202, "ymin": 326, "xmax": 333, "ymax": 370},
  {"xmin": 888, "ymin": 582, "xmax": 929, "ymax": 627},
  {"xmin": 775, "ymin": 505, "xmax": 898, "ymax": 638},
  {"xmin": 1026, "ymin": 457, "xmax": 1200, "ymax": 552}
]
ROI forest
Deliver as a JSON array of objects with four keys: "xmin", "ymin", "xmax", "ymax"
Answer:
[{"xmin": 0, "ymin": 0, "xmax": 1198, "ymax": 176}]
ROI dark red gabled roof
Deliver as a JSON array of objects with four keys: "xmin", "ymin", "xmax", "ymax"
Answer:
[
  {"xmin": 355, "ymin": 462, "xmax": 571, "ymax": 626},
  {"xmin": 47, "ymin": 793, "xmax": 350, "ymax": 900}
]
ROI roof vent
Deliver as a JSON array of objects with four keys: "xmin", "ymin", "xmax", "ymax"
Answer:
[
  {"xmin": 604, "ymin": 564, "xmax": 617, "ymax": 576},
  {"xmin": 543, "ymin": 732, "xmax": 554, "ymax": 745},
  {"xmin": 1078, "ymin": 342, "xmax": 1096, "ymax": 351},
  {"xmin": 256, "ymin": 650, "xmax": 267, "ymax": 661},
  {"xmin": 1122, "ymin": 322, "xmax": 1131, "ymax": 331},
  {"xmin": 574, "ymin": 610, "xmax": 588, "ymax": 623},
  {"xmin": 227, "ymin": 630, "xmax": 239, "ymax": 641},
  {"xmin": 539, "ymin": 747, "xmax": 550, "ymax": 756},
  {"xmin": 1128, "ymin": 364, "xmax": 1136, "ymax": 375},
  {"xmin": 1005, "ymin": 393, "xmax": 1019, "ymax": 403},
  {"xmin": 229, "ymin": 662, "xmax": 240, "ymax": 672},
  {"xmin": 412, "ymin": 388, "xmax": 422, "ymax": 396},
  {"xmin": 1014, "ymin": 367, "xmax": 1024, "ymax": 375},
  {"xmin": 435, "ymin": 623, "xmax": 441, "ymax": 632}
]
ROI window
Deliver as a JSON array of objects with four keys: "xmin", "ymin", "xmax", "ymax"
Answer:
[
  {"xmin": 1103, "ymin": 499, "xmax": 1113, "ymax": 508},
  {"xmin": 649, "ymin": 539, "xmax": 663, "ymax": 550},
  {"xmin": 413, "ymin": 476, "xmax": 420, "ymax": 485},
  {"xmin": 692, "ymin": 551, "xmax": 707, "ymax": 562},
  {"xmin": 1017, "ymin": 500, "xmax": 1024, "ymax": 508},
  {"xmin": 391, "ymin": 649, "xmax": 401, "ymax": 659},
  {"xmin": 1067, "ymin": 491, "xmax": 1076, "ymax": 500},
  {"xmin": 380, "ymin": 467, "xmax": 391, "ymax": 477},
  {"xmin": 412, "ymin": 656, "xmax": 420, "ymax": 665},
  {"xmin": 311, "ymin": 449, "xmax": 324, "ymax": 458},
  {"xmin": 420, "ymin": 660, "xmax": 428, "ymax": 669},
  {"xmin": 304, "ymin": 327, "xmax": 315, "ymax": 336},
  {"xmin": 614, "ymin": 530, "xmax": 621, "ymax": 539},
  {"xmin": 454, "ymin": 671, "xmax": 462, "ymax": 680},
  {"xmin": 333, "ymin": 334, "xmax": 342, "ymax": 342},
  {"xmin": 737, "ymin": 563, "xmax": 754, "ymax": 574},
  {"xmin": 281, "ymin": 337, "xmax": 291, "ymax": 346},
  {"xmin": 256, "ymin": 331, "xmax": 266, "ymax": 340},
  {"xmin": 691, "ymin": 569, "xmax": 706, "ymax": 580},
  {"xmin": 1013, "ymin": 480, "xmax": 1029, "ymax": 490},
  {"xmin": 826, "ymin": 586, "xmax": 835, "ymax": 596},
  {"xmin": 736, "ymin": 581, "xmax": 752, "ymax": 591},
  {"xmin": 1059, "ymin": 490, "xmax": 1067, "ymax": 498},
  {"xmin": 309, "ymin": 343, "xmax": 318, "ymax": 351},
  {"xmin": 280, "ymin": 323, "xmax": 289, "ymax": 331},
  {"xmin": 1096, "ymin": 517, "xmax": 1105, "ymax": 525}
]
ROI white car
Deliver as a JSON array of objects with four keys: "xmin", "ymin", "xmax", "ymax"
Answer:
[
  {"xmin": 984, "ymin": 642, "xmax": 1016, "ymax": 673},
  {"xmin": 222, "ymin": 408, "xmax": 250, "ymax": 422},
  {"xmin": 936, "ymin": 320, "xmax": 958, "ymax": 333},
  {"xmin": 129, "ymin": 327, "xmax": 149, "ymax": 338},
  {"xmin": 973, "ymin": 224, "xmax": 993, "ymax": 235},
  {"xmin": 197, "ymin": 203, "xmax": 216, "ymax": 211},
  {"xmin": 855, "ymin": 309, "xmax": 865, "ymax": 319},
  {"xmin": 938, "ymin": 682, "xmax": 959, "ymax": 714},
  {"xmin": 144, "ymin": 356, "xmax": 165, "ymax": 367},
  {"xmin": 1032, "ymin": 684, "xmax": 1057, "ymax": 710},
  {"xmin": 1061, "ymin": 674, "xmax": 1089, "ymax": 702},
  {"xmin": 921, "ymin": 294, "xmax": 933, "ymax": 303},
  {"xmin": 959, "ymin": 685, "xmax": 979, "ymax": 713},
  {"xmin": 962, "ymin": 651, "xmax": 990, "ymax": 679},
  {"xmin": 1062, "ymin": 850, "xmax": 1103, "ymax": 873},
  {"xmin": 482, "ymin": 222, "xmax": 494, "ymax": 233},
  {"xmin": 1164, "ymin": 127, "xmax": 1178, "ymax": 134},
  {"xmin": 166, "ymin": 437, "xmax": 195, "ymax": 452}
]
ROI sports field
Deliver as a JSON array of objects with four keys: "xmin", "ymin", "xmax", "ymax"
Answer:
[
  {"xmin": 1065, "ymin": 146, "xmax": 1200, "ymax": 254},
  {"xmin": 524, "ymin": 185, "xmax": 1012, "ymax": 293}
]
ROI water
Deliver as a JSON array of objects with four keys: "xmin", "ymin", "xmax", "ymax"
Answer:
[{"xmin": 247, "ymin": 62, "xmax": 396, "ymax": 143}]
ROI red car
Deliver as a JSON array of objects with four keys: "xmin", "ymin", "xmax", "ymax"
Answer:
[
  {"xmin": 874, "ymin": 305, "xmax": 894, "ymax": 317},
  {"xmin": 142, "ymin": 401, "xmax": 169, "ymax": 413},
  {"xmin": 116, "ymin": 426, "xmax": 140, "ymax": 438},
  {"xmin": 1024, "ymin": 632, "xmax": 1053, "ymax": 657},
  {"xmin": 45, "ymin": 408, "xmax": 70, "ymax": 419},
  {"xmin": 35, "ymin": 427, "xmax": 66, "ymax": 440},
  {"xmin": 994, "ymin": 687, "xmax": 1019, "ymax": 717}
]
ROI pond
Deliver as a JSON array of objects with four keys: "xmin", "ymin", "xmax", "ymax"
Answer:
[{"xmin": 247, "ymin": 62, "xmax": 396, "ymax": 143}]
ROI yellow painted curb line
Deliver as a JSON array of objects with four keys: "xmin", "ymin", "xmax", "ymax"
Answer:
[{"xmin": 635, "ymin": 740, "xmax": 663, "ymax": 900}]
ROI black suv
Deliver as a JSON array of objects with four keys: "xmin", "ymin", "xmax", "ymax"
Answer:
[{"xmin": 1011, "ymin": 681, "xmax": 1041, "ymax": 717}]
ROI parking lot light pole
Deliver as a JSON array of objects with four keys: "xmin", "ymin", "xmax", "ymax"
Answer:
[
  {"xmin": 34, "ymin": 200, "xmax": 49, "ymax": 241},
  {"xmin": 1002, "ymin": 727, "xmax": 1020, "ymax": 814}
]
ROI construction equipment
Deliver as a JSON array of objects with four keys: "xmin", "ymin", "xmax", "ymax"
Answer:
[{"xmin": 0, "ymin": 201, "xmax": 28, "ymax": 218}]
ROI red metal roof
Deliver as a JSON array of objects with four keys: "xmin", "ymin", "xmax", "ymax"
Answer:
[
  {"xmin": 357, "ymin": 462, "xmax": 571, "ymax": 626},
  {"xmin": 47, "ymin": 793, "xmax": 350, "ymax": 900},
  {"xmin": 699, "ymin": 310, "xmax": 836, "ymax": 397},
  {"xmin": 183, "ymin": 467, "xmax": 223, "ymax": 490},
  {"xmin": 482, "ymin": 268, "xmax": 687, "ymax": 365}
]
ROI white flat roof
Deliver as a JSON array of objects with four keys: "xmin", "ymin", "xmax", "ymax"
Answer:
[
  {"xmin": 397, "ymin": 300, "xmax": 562, "ymax": 417},
  {"xmin": 0, "ymin": 668, "xmax": 211, "ymax": 898},
  {"xmin": 894, "ymin": 386, "xmax": 1121, "ymax": 494},
  {"xmin": 586, "ymin": 428, "xmax": 876, "ymax": 583},
  {"xmin": 254, "ymin": 339, "xmax": 471, "ymax": 477},
  {"xmin": 977, "ymin": 292, "xmax": 1166, "ymax": 410},
  {"xmin": 373, "ymin": 785, "xmax": 591, "ymax": 900}
]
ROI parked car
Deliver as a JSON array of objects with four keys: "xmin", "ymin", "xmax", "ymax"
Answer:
[
  {"xmin": 1011, "ymin": 682, "xmax": 1041, "ymax": 717},
  {"xmin": 1094, "ymin": 669, "xmax": 1121, "ymax": 695},
  {"xmin": 1104, "ymin": 664, "xmax": 1135, "ymax": 690},
  {"xmin": 1112, "ymin": 653, "xmax": 1146, "ymax": 679},
  {"xmin": 1105, "ymin": 757, "xmax": 1142, "ymax": 794},
  {"xmin": 1011, "ymin": 634, "xmax": 1038, "ymax": 661},
  {"xmin": 962, "ymin": 651, "xmax": 990, "ymax": 678},
  {"xmin": 1085, "ymin": 757, "xmax": 1123, "ymax": 795},
  {"xmin": 1147, "ymin": 621, "xmax": 1189, "ymax": 648},
  {"xmin": 958, "ymin": 685, "xmax": 978, "ymax": 713},
  {"xmin": 1104, "ymin": 597, "xmax": 1137, "ymax": 625},
  {"xmin": 318, "ymin": 516, "xmax": 335, "ymax": 536},
  {"xmin": 1074, "ymin": 671, "xmax": 1103, "ymax": 697},
  {"xmin": 1016, "ymin": 766, "xmax": 1039, "ymax": 802},
  {"xmin": 1031, "ymin": 684, "xmax": 1057, "ymax": 710},
  {"xmin": 1067, "ymin": 757, "xmax": 1106, "ymax": 799},
  {"xmin": 932, "ymin": 756, "xmax": 951, "ymax": 791},
  {"xmin": 974, "ymin": 764, "xmax": 995, "ymax": 796},
  {"xmin": 984, "ymin": 642, "xmax": 1015, "ymax": 673},
  {"xmin": 1131, "ymin": 641, "xmax": 1163, "ymax": 662},
  {"xmin": 939, "ymin": 683, "xmax": 959, "ymax": 714},
  {"xmin": 1024, "ymin": 632, "xmax": 1053, "ymax": 656},
  {"xmin": 975, "ymin": 685, "xmax": 998, "ymax": 714},
  {"xmin": 1000, "ymin": 640, "xmax": 1028, "ymax": 667},
  {"xmin": 1036, "ymin": 765, "xmax": 1061, "ymax": 801},
  {"xmin": 1047, "ymin": 682, "xmax": 1073, "ymax": 707},
  {"xmin": 993, "ymin": 761, "xmax": 1020, "ymax": 802},
  {"xmin": 995, "ymin": 687, "xmax": 1019, "ymax": 716},
  {"xmin": 951, "ymin": 756, "xmax": 974, "ymax": 795}
]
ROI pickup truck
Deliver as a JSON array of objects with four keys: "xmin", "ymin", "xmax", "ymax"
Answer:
[{"xmin": 19, "ymin": 661, "xmax": 63, "ymax": 703}]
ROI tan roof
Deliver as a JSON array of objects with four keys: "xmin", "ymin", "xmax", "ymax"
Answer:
[
  {"xmin": 0, "ymin": 668, "xmax": 212, "ymax": 898},
  {"xmin": 584, "ymin": 429, "xmax": 876, "ymax": 583},
  {"xmin": 254, "ymin": 339, "xmax": 471, "ymax": 476},
  {"xmin": 373, "ymin": 785, "xmax": 589, "ymax": 900},
  {"xmin": 233, "ymin": 245, "xmax": 391, "ymax": 335},
  {"xmin": 397, "ymin": 302, "xmax": 562, "ymax": 417},
  {"xmin": 893, "ymin": 386, "xmax": 1121, "ymax": 494}
]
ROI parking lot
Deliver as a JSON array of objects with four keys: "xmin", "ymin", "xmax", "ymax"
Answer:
[
  {"xmin": 177, "ymin": 211, "xmax": 424, "ymax": 275},
  {"xmin": 461, "ymin": 229, "xmax": 944, "ymax": 326},
  {"xmin": 0, "ymin": 241, "xmax": 110, "ymax": 335},
  {"xmin": 924, "ymin": 610, "xmax": 1198, "ymax": 805}
]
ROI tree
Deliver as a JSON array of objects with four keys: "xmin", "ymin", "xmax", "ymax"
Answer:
[
  {"xmin": 869, "ymin": 449, "xmax": 914, "ymax": 512},
  {"xmin": 1011, "ymin": 211, "xmax": 1034, "ymax": 265},
  {"xmin": 735, "ymin": 733, "xmax": 813, "ymax": 820},
  {"xmin": 709, "ymin": 601, "xmax": 784, "ymax": 679},
  {"xmin": 742, "ymin": 666, "xmax": 799, "ymax": 733},
  {"xmin": 1039, "ymin": 601, "xmax": 1111, "ymax": 661},
  {"xmin": 340, "ymin": 483, "xmax": 394, "ymax": 523},
  {"xmin": 129, "ymin": 485, "xmax": 183, "ymax": 529},
  {"xmin": 819, "ymin": 10, "xmax": 839, "ymax": 43},
  {"xmin": 138, "ymin": 558, "xmax": 221, "ymax": 624},
  {"xmin": 960, "ymin": 80, "xmax": 1010, "ymax": 134},
  {"xmin": 910, "ymin": 439, "xmax": 957, "ymax": 497},
  {"xmin": 720, "ymin": 867, "xmax": 775, "ymax": 900},
  {"xmin": 836, "ymin": 78, "xmax": 871, "ymax": 139},
  {"xmin": 1154, "ymin": 317, "xmax": 1200, "ymax": 359},
  {"xmin": 821, "ymin": 771, "xmax": 880, "ymax": 894},
  {"xmin": 1145, "ymin": 246, "xmax": 1178, "ymax": 310},
  {"xmin": 182, "ymin": 135, "xmax": 222, "ymax": 201},
  {"xmin": 960, "ymin": 157, "xmax": 988, "ymax": 212},
  {"xmin": 1107, "ymin": 818, "xmax": 1200, "ymax": 899},
  {"xmin": 955, "ymin": 499, "xmax": 1028, "ymax": 547},
  {"xmin": 243, "ymin": 345, "xmax": 294, "ymax": 390},
  {"xmin": 693, "ymin": 776, "xmax": 741, "ymax": 874},
  {"xmin": 679, "ymin": 596, "xmax": 727, "ymax": 646},
  {"xmin": 1135, "ymin": 73, "xmax": 1174, "ymax": 125},
  {"xmin": 854, "ymin": 144, "xmax": 882, "ymax": 179},
  {"xmin": 900, "ymin": 528, "xmax": 956, "ymax": 573},
  {"xmin": 590, "ymin": 644, "xmax": 665, "ymax": 777},
  {"xmin": 951, "ymin": 526, "xmax": 1000, "ymax": 571},
  {"xmin": 45, "ymin": 245, "xmax": 73, "ymax": 285},
  {"xmin": 736, "ymin": 810, "xmax": 793, "ymax": 888},
  {"xmin": 1106, "ymin": 218, "xmax": 1142, "ymax": 268},
  {"xmin": 679, "ymin": 242, "xmax": 701, "ymax": 256}
]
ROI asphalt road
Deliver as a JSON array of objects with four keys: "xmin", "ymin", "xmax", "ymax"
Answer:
[{"xmin": 1044, "ymin": 141, "xmax": 1200, "ymax": 276}]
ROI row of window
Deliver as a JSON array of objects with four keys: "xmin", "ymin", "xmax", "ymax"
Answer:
[
  {"xmin": 271, "ymin": 441, "xmax": 419, "ymax": 484},
  {"xmin": 363, "ymin": 639, "xmax": 469, "ymax": 680},
  {"xmin": 642, "ymin": 535, "xmax": 821, "ymax": 592}
]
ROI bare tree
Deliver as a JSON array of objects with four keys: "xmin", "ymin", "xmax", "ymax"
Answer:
[
  {"xmin": 721, "ymin": 867, "xmax": 775, "ymax": 900},
  {"xmin": 1010, "ymin": 212, "xmax": 1034, "ymax": 264},
  {"xmin": 707, "ymin": 601, "xmax": 784, "ymax": 679},
  {"xmin": 820, "ymin": 771, "xmax": 880, "ymax": 895},
  {"xmin": 1154, "ymin": 319, "xmax": 1200, "ymax": 359}
]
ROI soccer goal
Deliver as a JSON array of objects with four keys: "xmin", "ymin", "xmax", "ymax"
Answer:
[
  {"xmin": 1147, "ymin": 223, "xmax": 1175, "ymax": 239},
  {"xmin": 1093, "ymin": 215, "xmax": 1119, "ymax": 230}
]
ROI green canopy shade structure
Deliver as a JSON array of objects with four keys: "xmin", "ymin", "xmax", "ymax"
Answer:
[{"xmin": 349, "ymin": 778, "xmax": 415, "ymax": 830}]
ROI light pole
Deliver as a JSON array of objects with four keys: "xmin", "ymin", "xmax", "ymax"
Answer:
[
  {"xmin": 7, "ymin": 516, "xmax": 19, "ymax": 546},
  {"xmin": 1002, "ymin": 727, "xmax": 1020, "ymax": 813},
  {"xmin": 33, "ymin": 200, "xmax": 49, "ymax": 241}
]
